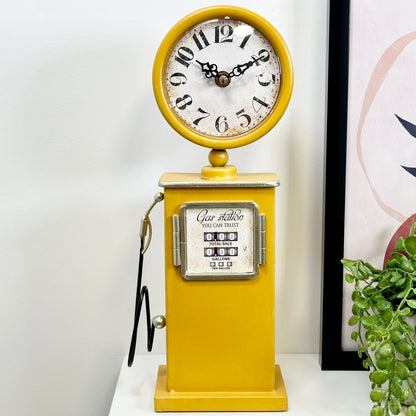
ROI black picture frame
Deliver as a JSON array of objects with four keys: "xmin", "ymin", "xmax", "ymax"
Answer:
[{"xmin": 320, "ymin": 0, "xmax": 364, "ymax": 370}]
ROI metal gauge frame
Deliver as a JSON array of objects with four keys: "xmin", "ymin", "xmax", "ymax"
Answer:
[{"xmin": 173, "ymin": 201, "xmax": 265, "ymax": 280}]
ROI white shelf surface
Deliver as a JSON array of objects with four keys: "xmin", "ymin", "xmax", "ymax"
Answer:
[{"xmin": 109, "ymin": 354, "xmax": 372, "ymax": 415}]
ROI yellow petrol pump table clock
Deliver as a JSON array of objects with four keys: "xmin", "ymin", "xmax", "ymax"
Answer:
[{"xmin": 127, "ymin": 5, "xmax": 293, "ymax": 412}]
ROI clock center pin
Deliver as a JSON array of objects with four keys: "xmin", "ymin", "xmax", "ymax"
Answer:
[{"xmin": 215, "ymin": 71, "xmax": 231, "ymax": 87}]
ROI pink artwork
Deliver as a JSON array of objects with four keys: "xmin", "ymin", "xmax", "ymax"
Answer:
[
  {"xmin": 342, "ymin": 1, "xmax": 416, "ymax": 350},
  {"xmin": 357, "ymin": 32, "xmax": 416, "ymax": 222}
]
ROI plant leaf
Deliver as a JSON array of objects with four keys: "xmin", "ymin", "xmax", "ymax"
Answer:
[
  {"xmin": 345, "ymin": 273, "xmax": 354, "ymax": 283},
  {"xmin": 390, "ymin": 271, "xmax": 402, "ymax": 283},
  {"xmin": 358, "ymin": 344, "xmax": 364, "ymax": 358},
  {"xmin": 396, "ymin": 277, "xmax": 407, "ymax": 287},
  {"xmin": 348, "ymin": 316, "xmax": 359, "ymax": 326},
  {"xmin": 407, "ymin": 299, "xmax": 416, "ymax": 309},
  {"xmin": 397, "ymin": 288, "xmax": 409, "ymax": 298},
  {"xmin": 378, "ymin": 278, "xmax": 391, "ymax": 289},
  {"xmin": 355, "ymin": 298, "xmax": 369, "ymax": 310},
  {"xmin": 400, "ymin": 322, "xmax": 415, "ymax": 334},
  {"xmin": 363, "ymin": 286, "xmax": 378, "ymax": 297},
  {"xmin": 410, "ymin": 219, "xmax": 416, "ymax": 237},
  {"xmin": 402, "ymin": 359, "xmax": 416, "ymax": 371},
  {"xmin": 377, "ymin": 300, "xmax": 392, "ymax": 311},
  {"xmin": 372, "ymin": 326, "xmax": 387, "ymax": 337},
  {"xmin": 404, "ymin": 236, "xmax": 416, "ymax": 256},
  {"xmin": 399, "ymin": 307, "xmax": 411, "ymax": 316},
  {"xmin": 341, "ymin": 259, "xmax": 355, "ymax": 271},
  {"xmin": 400, "ymin": 258, "xmax": 415, "ymax": 272},
  {"xmin": 362, "ymin": 315, "xmax": 378, "ymax": 328},
  {"xmin": 394, "ymin": 237, "xmax": 406, "ymax": 252},
  {"xmin": 364, "ymin": 262, "xmax": 382, "ymax": 274},
  {"xmin": 369, "ymin": 369, "xmax": 389, "ymax": 384},
  {"xmin": 386, "ymin": 258, "xmax": 402, "ymax": 269},
  {"xmin": 382, "ymin": 311, "xmax": 393, "ymax": 322}
]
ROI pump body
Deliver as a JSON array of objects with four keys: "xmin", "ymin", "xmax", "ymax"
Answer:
[{"xmin": 154, "ymin": 172, "xmax": 287, "ymax": 412}]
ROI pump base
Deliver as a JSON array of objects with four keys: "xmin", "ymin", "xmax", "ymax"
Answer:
[{"xmin": 154, "ymin": 365, "xmax": 288, "ymax": 412}]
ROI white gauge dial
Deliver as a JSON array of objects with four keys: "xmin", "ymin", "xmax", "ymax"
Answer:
[{"xmin": 179, "ymin": 202, "xmax": 261, "ymax": 280}]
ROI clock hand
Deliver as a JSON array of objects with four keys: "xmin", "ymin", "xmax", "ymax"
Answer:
[
  {"xmin": 196, "ymin": 60, "xmax": 219, "ymax": 78},
  {"xmin": 195, "ymin": 60, "xmax": 232, "ymax": 88},
  {"xmin": 229, "ymin": 54, "xmax": 265, "ymax": 78},
  {"xmin": 197, "ymin": 53, "xmax": 265, "ymax": 87}
]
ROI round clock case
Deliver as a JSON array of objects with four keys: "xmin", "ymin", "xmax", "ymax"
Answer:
[{"xmin": 153, "ymin": 5, "xmax": 293, "ymax": 150}]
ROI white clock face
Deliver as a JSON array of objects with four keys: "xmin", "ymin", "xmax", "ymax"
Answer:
[{"xmin": 164, "ymin": 19, "xmax": 281, "ymax": 138}]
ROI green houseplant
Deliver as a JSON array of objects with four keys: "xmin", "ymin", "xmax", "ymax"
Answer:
[{"xmin": 342, "ymin": 221, "xmax": 416, "ymax": 416}]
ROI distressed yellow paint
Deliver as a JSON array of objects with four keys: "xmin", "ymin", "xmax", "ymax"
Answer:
[{"xmin": 154, "ymin": 172, "xmax": 287, "ymax": 411}]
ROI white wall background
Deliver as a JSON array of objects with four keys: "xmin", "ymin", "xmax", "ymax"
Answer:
[{"xmin": 0, "ymin": 1, "xmax": 328, "ymax": 415}]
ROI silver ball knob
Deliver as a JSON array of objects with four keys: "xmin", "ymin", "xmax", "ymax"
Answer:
[
  {"xmin": 152, "ymin": 315, "xmax": 166, "ymax": 329},
  {"xmin": 154, "ymin": 192, "xmax": 164, "ymax": 203}
]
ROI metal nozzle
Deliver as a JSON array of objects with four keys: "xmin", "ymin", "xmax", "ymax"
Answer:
[{"xmin": 139, "ymin": 192, "xmax": 164, "ymax": 254}]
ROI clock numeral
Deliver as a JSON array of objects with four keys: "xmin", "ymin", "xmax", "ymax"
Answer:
[
  {"xmin": 169, "ymin": 72, "xmax": 187, "ymax": 86},
  {"xmin": 192, "ymin": 30, "xmax": 210, "ymax": 50},
  {"xmin": 215, "ymin": 116, "xmax": 229, "ymax": 133},
  {"xmin": 193, "ymin": 108, "xmax": 210, "ymax": 126},
  {"xmin": 252, "ymin": 96, "xmax": 269, "ymax": 113},
  {"xmin": 175, "ymin": 46, "xmax": 194, "ymax": 68},
  {"xmin": 260, "ymin": 49, "xmax": 270, "ymax": 62},
  {"xmin": 236, "ymin": 109, "xmax": 251, "ymax": 128},
  {"xmin": 239, "ymin": 34, "xmax": 252, "ymax": 49},
  {"xmin": 176, "ymin": 94, "xmax": 193, "ymax": 110},
  {"xmin": 214, "ymin": 25, "xmax": 233, "ymax": 43},
  {"xmin": 258, "ymin": 73, "xmax": 276, "ymax": 87},
  {"xmin": 252, "ymin": 49, "xmax": 270, "ymax": 66}
]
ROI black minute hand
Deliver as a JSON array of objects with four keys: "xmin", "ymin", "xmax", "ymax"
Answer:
[{"xmin": 229, "ymin": 55, "xmax": 264, "ymax": 78}]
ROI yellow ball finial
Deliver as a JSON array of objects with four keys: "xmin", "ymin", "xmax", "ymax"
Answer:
[
  {"xmin": 208, "ymin": 149, "xmax": 229, "ymax": 167},
  {"xmin": 201, "ymin": 149, "xmax": 237, "ymax": 180}
]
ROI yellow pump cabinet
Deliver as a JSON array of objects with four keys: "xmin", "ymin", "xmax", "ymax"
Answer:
[{"xmin": 154, "ymin": 171, "xmax": 287, "ymax": 412}]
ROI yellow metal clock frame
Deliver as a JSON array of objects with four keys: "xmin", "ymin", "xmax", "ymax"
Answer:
[{"xmin": 152, "ymin": 5, "xmax": 293, "ymax": 150}]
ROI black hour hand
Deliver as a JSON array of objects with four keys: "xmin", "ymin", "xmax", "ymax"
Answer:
[{"xmin": 196, "ymin": 60, "xmax": 219, "ymax": 78}]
